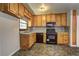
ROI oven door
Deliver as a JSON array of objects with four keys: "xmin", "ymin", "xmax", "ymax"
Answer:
[{"xmin": 46, "ymin": 34, "xmax": 57, "ymax": 44}]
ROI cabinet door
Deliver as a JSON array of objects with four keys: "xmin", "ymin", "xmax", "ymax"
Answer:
[
  {"xmin": 57, "ymin": 32, "xmax": 64, "ymax": 44},
  {"xmin": 63, "ymin": 32, "xmax": 69, "ymax": 45},
  {"xmin": 61, "ymin": 13, "xmax": 67, "ymax": 26},
  {"xmin": 9, "ymin": 3, "xmax": 18, "ymax": 16},
  {"xmin": 0, "ymin": 4, "xmax": 2, "ymax": 10},
  {"xmin": 19, "ymin": 4, "xmax": 24, "ymax": 18},
  {"xmin": 43, "ymin": 33, "xmax": 46, "ymax": 43},
  {"xmin": 46, "ymin": 14, "xmax": 51, "ymax": 22},
  {"xmin": 9, "ymin": 4, "xmax": 14, "ymax": 13},
  {"xmin": 37, "ymin": 15, "xmax": 42, "ymax": 26},
  {"xmin": 51, "ymin": 14, "xmax": 56, "ymax": 22},
  {"xmin": 33, "ymin": 15, "xmax": 37, "ymax": 27},
  {"xmin": 28, "ymin": 20, "xmax": 32, "ymax": 27},
  {"xmin": 41, "ymin": 15, "xmax": 46, "ymax": 26},
  {"xmin": 33, "ymin": 33, "xmax": 36, "ymax": 43},
  {"xmin": 20, "ymin": 34, "xmax": 29, "ymax": 49},
  {"xmin": 56, "ymin": 14, "xmax": 61, "ymax": 26},
  {"xmin": 24, "ymin": 8, "xmax": 29, "ymax": 18}
]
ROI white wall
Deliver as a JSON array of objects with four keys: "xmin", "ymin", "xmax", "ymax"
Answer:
[
  {"xmin": 67, "ymin": 11, "xmax": 71, "ymax": 26},
  {"xmin": 0, "ymin": 12, "xmax": 20, "ymax": 56},
  {"xmin": 77, "ymin": 9, "xmax": 79, "ymax": 47},
  {"xmin": 70, "ymin": 10, "xmax": 73, "ymax": 47},
  {"xmin": 66, "ymin": 10, "xmax": 71, "ymax": 46},
  {"xmin": 0, "ymin": 37, "xmax": 2, "ymax": 55}
]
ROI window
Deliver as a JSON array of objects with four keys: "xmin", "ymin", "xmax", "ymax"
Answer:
[{"xmin": 20, "ymin": 19, "xmax": 27, "ymax": 29}]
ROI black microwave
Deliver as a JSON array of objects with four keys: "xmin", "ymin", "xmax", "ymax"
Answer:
[{"xmin": 46, "ymin": 22, "xmax": 56, "ymax": 27}]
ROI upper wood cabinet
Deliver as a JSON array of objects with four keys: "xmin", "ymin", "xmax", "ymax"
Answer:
[
  {"xmin": 46, "ymin": 14, "xmax": 51, "ymax": 22},
  {"xmin": 18, "ymin": 4, "xmax": 24, "ymax": 18},
  {"xmin": 33, "ymin": 15, "xmax": 42, "ymax": 27},
  {"xmin": 37, "ymin": 15, "xmax": 42, "ymax": 26},
  {"xmin": 51, "ymin": 14, "xmax": 56, "ymax": 22},
  {"xmin": 32, "ymin": 13, "xmax": 67, "ymax": 27},
  {"xmin": 56, "ymin": 14, "xmax": 61, "ymax": 26},
  {"xmin": 55, "ymin": 13, "xmax": 67, "ymax": 26},
  {"xmin": 33, "ymin": 15, "xmax": 37, "ymax": 27},
  {"xmin": 0, "ymin": 3, "xmax": 19, "ymax": 18},
  {"xmin": 41, "ymin": 15, "xmax": 46, "ymax": 26},
  {"xmin": 24, "ymin": 8, "xmax": 33, "ymax": 19},
  {"xmin": 0, "ymin": 4, "xmax": 2, "ymax": 10},
  {"xmin": 61, "ymin": 13, "xmax": 67, "ymax": 26},
  {"xmin": 9, "ymin": 4, "xmax": 18, "ymax": 16}
]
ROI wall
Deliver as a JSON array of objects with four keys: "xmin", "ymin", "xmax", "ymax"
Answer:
[
  {"xmin": 0, "ymin": 38, "xmax": 2, "ymax": 55},
  {"xmin": 70, "ymin": 10, "xmax": 73, "ymax": 47},
  {"xmin": 0, "ymin": 12, "xmax": 20, "ymax": 56},
  {"xmin": 67, "ymin": 11, "xmax": 71, "ymax": 26},
  {"xmin": 77, "ymin": 9, "xmax": 79, "ymax": 47}
]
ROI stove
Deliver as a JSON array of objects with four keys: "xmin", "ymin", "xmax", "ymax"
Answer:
[{"xmin": 46, "ymin": 22, "xmax": 57, "ymax": 44}]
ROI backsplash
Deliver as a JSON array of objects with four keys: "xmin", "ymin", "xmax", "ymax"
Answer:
[{"xmin": 20, "ymin": 26, "xmax": 70, "ymax": 33}]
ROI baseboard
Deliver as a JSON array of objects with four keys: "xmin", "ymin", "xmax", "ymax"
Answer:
[{"xmin": 9, "ymin": 48, "xmax": 20, "ymax": 56}]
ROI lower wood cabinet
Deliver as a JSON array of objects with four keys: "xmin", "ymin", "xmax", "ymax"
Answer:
[
  {"xmin": 43, "ymin": 33, "xmax": 46, "ymax": 43},
  {"xmin": 20, "ymin": 33, "xmax": 36, "ymax": 50},
  {"xmin": 57, "ymin": 32, "xmax": 69, "ymax": 45}
]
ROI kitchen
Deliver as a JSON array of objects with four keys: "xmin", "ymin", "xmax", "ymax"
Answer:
[
  {"xmin": 0, "ymin": 3, "xmax": 79, "ymax": 56},
  {"xmin": 20, "ymin": 3, "xmax": 70, "ymax": 49}
]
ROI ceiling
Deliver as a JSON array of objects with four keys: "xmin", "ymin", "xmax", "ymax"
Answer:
[{"xmin": 25, "ymin": 3, "xmax": 79, "ymax": 15}]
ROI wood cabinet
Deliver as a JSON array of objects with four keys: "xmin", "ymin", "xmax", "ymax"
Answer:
[
  {"xmin": 9, "ymin": 4, "xmax": 18, "ymax": 16},
  {"xmin": 57, "ymin": 32, "xmax": 63, "ymax": 44},
  {"xmin": 43, "ymin": 33, "xmax": 46, "ymax": 43},
  {"xmin": 33, "ymin": 13, "xmax": 67, "ymax": 27},
  {"xmin": 63, "ymin": 32, "xmax": 69, "ymax": 44},
  {"xmin": 41, "ymin": 15, "xmax": 46, "ymax": 26},
  {"xmin": 24, "ymin": 8, "xmax": 29, "ymax": 18},
  {"xmin": 57, "ymin": 32, "xmax": 69, "ymax": 45},
  {"xmin": 61, "ymin": 13, "xmax": 67, "ymax": 26},
  {"xmin": 33, "ymin": 15, "xmax": 42, "ymax": 26},
  {"xmin": 18, "ymin": 4, "xmax": 24, "ymax": 18},
  {"xmin": 51, "ymin": 14, "xmax": 56, "ymax": 22},
  {"xmin": 37, "ymin": 15, "xmax": 42, "ymax": 26},
  {"xmin": 24, "ymin": 7, "xmax": 33, "ymax": 19},
  {"xmin": 28, "ymin": 20, "xmax": 32, "ymax": 27},
  {"xmin": 55, "ymin": 14, "xmax": 61, "ymax": 26},
  {"xmin": 29, "ymin": 33, "xmax": 36, "ymax": 48},
  {"xmin": 55, "ymin": 13, "xmax": 67, "ymax": 26},
  {"xmin": 33, "ymin": 15, "xmax": 37, "ymax": 27},
  {"xmin": 0, "ymin": 3, "xmax": 19, "ymax": 18},
  {"xmin": 0, "ymin": 4, "xmax": 3, "ymax": 10},
  {"xmin": 20, "ymin": 34, "xmax": 29, "ymax": 50},
  {"xmin": 20, "ymin": 33, "xmax": 36, "ymax": 50},
  {"xmin": 46, "ymin": 14, "xmax": 51, "ymax": 22},
  {"xmin": 72, "ymin": 10, "xmax": 77, "ymax": 45},
  {"xmin": 0, "ymin": 3, "xmax": 33, "ymax": 19}
]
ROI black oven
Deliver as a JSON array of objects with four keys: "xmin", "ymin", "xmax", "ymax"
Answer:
[
  {"xmin": 46, "ymin": 22, "xmax": 57, "ymax": 44},
  {"xmin": 46, "ymin": 33, "xmax": 57, "ymax": 44}
]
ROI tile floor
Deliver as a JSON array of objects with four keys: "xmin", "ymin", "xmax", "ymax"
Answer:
[{"xmin": 13, "ymin": 43, "xmax": 79, "ymax": 56}]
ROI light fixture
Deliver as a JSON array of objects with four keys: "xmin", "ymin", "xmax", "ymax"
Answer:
[{"xmin": 39, "ymin": 3, "xmax": 48, "ymax": 12}]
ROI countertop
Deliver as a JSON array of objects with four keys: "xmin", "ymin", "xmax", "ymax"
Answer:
[
  {"xmin": 20, "ymin": 27, "xmax": 69, "ymax": 34},
  {"xmin": 20, "ymin": 31, "xmax": 46, "ymax": 34}
]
